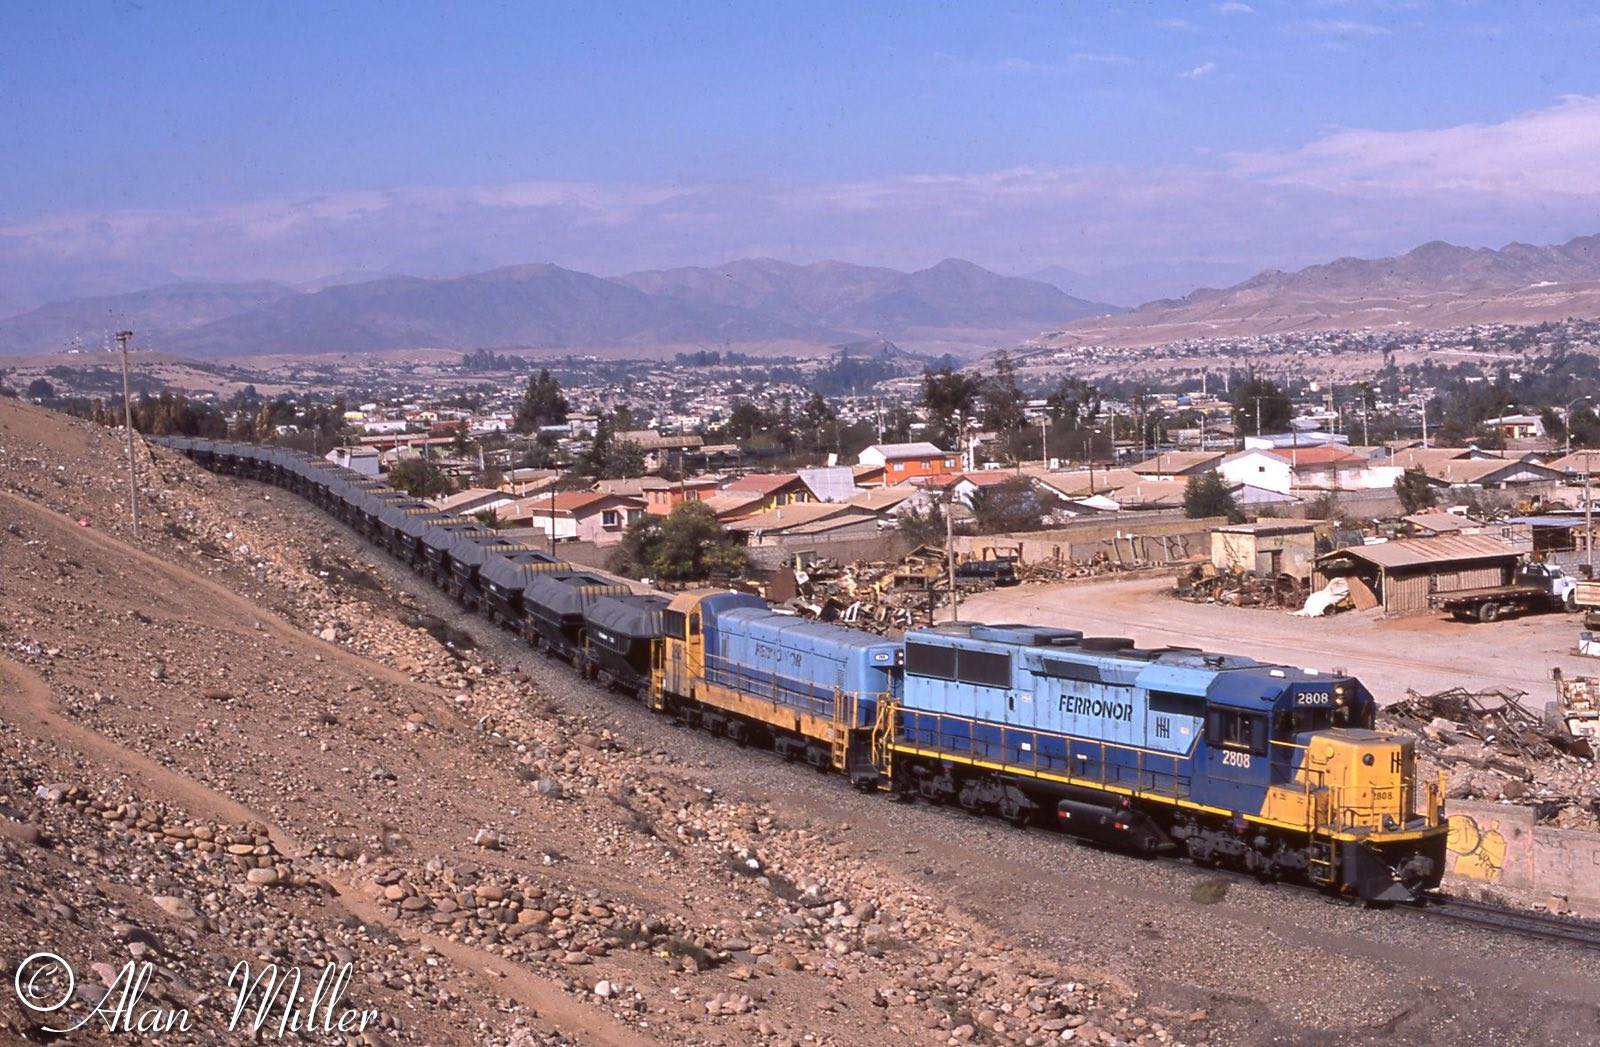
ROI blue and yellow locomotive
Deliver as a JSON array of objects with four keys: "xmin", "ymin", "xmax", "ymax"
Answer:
[
  {"xmin": 653, "ymin": 593, "xmax": 1446, "ymax": 901},
  {"xmin": 887, "ymin": 622, "xmax": 1446, "ymax": 902},
  {"xmin": 156, "ymin": 437, "xmax": 1449, "ymax": 902}
]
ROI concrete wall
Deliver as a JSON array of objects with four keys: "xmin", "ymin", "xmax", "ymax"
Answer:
[
  {"xmin": 1444, "ymin": 799, "xmax": 1600, "ymax": 914},
  {"xmin": 744, "ymin": 532, "xmax": 912, "ymax": 571},
  {"xmin": 1444, "ymin": 800, "xmax": 1536, "ymax": 891},
  {"xmin": 955, "ymin": 514, "xmax": 1227, "ymax": 568}
]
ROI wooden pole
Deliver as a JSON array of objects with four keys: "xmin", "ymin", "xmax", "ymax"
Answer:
[{"xmin": 116, "ymin": 330, "xmax": 139, "ymax": 536}]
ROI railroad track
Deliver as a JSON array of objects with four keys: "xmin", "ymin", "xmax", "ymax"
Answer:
[{"xmin": 1416, "ymin": 892, "xmax": 1600, "ymax": 948}]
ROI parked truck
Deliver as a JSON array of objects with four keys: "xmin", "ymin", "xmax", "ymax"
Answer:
[
  {"xmin": 1429, "ymin": 562, "xmax": 1578, "ymax": 622},
  {"xmin": 1573, "ymin": 577, "xmax": 1600, "ymax": 630}
]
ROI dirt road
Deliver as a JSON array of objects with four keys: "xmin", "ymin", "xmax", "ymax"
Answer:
[{"xmin": 961, "ymin": 577, "xmax": 1589, "ymax": 705}]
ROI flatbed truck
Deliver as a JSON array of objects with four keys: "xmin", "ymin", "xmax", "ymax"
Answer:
[{"xmin": 1429, "ymin": 563, "xmax": 1577, "ymax": 622}]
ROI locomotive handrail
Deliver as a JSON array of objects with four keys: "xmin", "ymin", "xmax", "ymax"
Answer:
[
  {"xmin": 895, "ymin": 708, "xmax": 1193, "ymax": 802},
  {"xmin": 699, "ymin": 652, "xmax": 885, "ymax": 725}
]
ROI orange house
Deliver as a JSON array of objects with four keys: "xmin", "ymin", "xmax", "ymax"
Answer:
[
  {"xmin": 857, "ymin": 442, "xmax": 959, "ymax": 484},
  {"xmin": 641, "ymin": 477, "xmax": 719, "ymax": 516}
]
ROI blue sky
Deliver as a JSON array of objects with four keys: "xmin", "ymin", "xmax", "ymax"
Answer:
[{"xmin": 5, "ymin": 1, "xmax": 1600, "ymax": 306}]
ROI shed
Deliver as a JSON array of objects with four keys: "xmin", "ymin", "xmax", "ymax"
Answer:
[
  {"xmin": 1506, "ymin": 515, "xmax": 1591, "ymax": 561},
  {"xmin": 1210, "ymin": 520, "xmax": 1332, "ymax": 579},
  {"xmin": 1310, "ymin": 534, "xmax": 1528, "ymax": 615}
]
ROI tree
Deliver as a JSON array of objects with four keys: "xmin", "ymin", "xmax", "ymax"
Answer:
[
  {"xmin": 576, "ymin": 418, "xmax": 646, "ymax": 479},
  {"xmin": 1183, "ymin": 472, "xmax": 1242, "ymax": 522},
  {"xmin": 388, "ymin": 458, "xmax": 453, "ymax": 499},
  {"xmin": 801, "ymin": 392, "xmax": 836, "ymax": 460},
  {"xmin": 970, "ymin": 479, "xmax": 1043, "ymax": 533},
  {"xmin": 514, "ymin": 369, "xmax": 569, "ymax": 434},
  {"xmin": 1230, "ymin": 375, "xmax": 1293, "ymax": 437},
  {"xmin": 981, "ymin": 351, "xmax": 1027, "ymax": 436},
  {"xmin": 471, "ymin": 508, "xmax": 510, "ymax": 530},
  {"xmin": 726, "ymin": 401, "xmax": 770, "ymax": 442},
  {"xmin": 449, "ymin": 420, "xmax": 472, "ymax": 457},
  {"xmin": 611, "ymin": 502, "xmax": 747, "ymax": 582},
  {"xmin": 895, "ymin": 501, "xmax": 947, "ymax": 547},
  {"xmin": 1394, "ymin": 466, "xmax": 1437, "ymax": 515},
  {"xmin": 1046, "ymin": 376, "xmax": 1100, "ymax": 429},
  {"xmin": 25, "ymin": 378, "xmax": 55, "ymax": 400},
  {"xmin": 920, "ymin": 365, "xmax": 982, "ymax": 450}
]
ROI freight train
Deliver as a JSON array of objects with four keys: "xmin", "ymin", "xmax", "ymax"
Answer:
[{"xmin": 156, "ymin": 437, "xmax": 1449, "ymax": 903}]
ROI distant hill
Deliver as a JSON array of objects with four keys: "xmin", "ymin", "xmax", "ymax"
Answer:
[
  {"xmin": 1044, "ymin": 233, "xmax": 1600, "ymax": 349},
  {"xmin": 162, "ymin": 263, "xmax": 836, "ymax": 357},
  {"xmin": 0, "ymin": 257, "xmax": 1106, "ymax": 358},
  {"xmin": 617, "ymin": 257, "xmax": 1113, "ymax": 332},
  {"xmin": 0, "ymin": 282, "xmax": 294, "ymax": 356},
  {"xmin": 1024, "ymin": 261, "xmax": 1254, "ymax": 310}
]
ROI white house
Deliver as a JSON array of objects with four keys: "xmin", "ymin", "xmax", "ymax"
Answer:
[
  {"xmin": 1217, "ymin": 449, "xmax": 1295, "ymax": 495},
  {"xmin": 325, "ymin": 446, "xmax": 381, "ymax": 476}
]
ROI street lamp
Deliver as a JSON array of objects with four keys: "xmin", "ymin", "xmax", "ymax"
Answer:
[{"xmin": 1567, "ymin": 396, "xmax": 1591, "ymax": 457}]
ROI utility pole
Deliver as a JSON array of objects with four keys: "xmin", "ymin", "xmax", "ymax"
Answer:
[
  {"xmin": 116, "ymin": 330, "xmax": 139, "ymax": 536},
  {"xmin": 548, "ymin": 485, "xmax": 557, "ymax": 554},
  {"xmin": 1039, "ymin": 415, "xmax": 1048, "ymax": 470},
  {"xmin": 1587, "ymin": 450, "xmax": 1594, "ymax": 578},
  {"xmin": 1421, "ymin": 399, "xmax": 1429, "ymax": 449},
  {"xmin": 945, "ymin": 491, "xmax": 960, "ymax": 622}
]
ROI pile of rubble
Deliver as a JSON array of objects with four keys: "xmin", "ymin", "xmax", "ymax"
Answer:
[
  {"xmin": 1383, "ymin": 686, "xmax": 1600, "ymax": 829},
  {"xmin": 1171, "ymin": 564, "xmax": 1308, "ymax": 610}
]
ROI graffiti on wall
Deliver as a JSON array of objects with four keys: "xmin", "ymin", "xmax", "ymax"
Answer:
[{"xmin": 1447, "ymin": 813, "xmax": 1507, "ymax": 883}]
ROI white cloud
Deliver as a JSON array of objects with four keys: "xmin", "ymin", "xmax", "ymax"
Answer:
[
  {"xmin": 1157, "ymin": 17, "xmax": 1196, "ymax": 31},
  {"xmin": 1216, "ymin": 2, "xmax": 1255, "ymax": 14},
  {"xmin": 1290, "ymin": 18, "xmax": 1391, "ymax": 36},
  {"xmin": 1229, "ymin": 94, "xmax": 1600, "ymax": 196},
  {"xmin": 5, "ymin": 98, "xmax": 1600, "ymax": 301},
  {"xmin": 1068, "ymin": 51, "xmax": 1135, "ymax": 66},
  {"xmin": 1182, "ymin": 61, "xmax": 1218, "ymax": 79}
]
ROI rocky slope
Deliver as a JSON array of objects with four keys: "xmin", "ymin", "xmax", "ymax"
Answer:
[{"xmin": 0, "ymin": 398, "xmax": 1170, "ymax": 1045}]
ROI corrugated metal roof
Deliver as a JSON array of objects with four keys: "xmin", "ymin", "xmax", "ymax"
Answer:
[
  {"xmin": 797, "ymin": 466, "xmax": 861, "ymax": 502},
  {"xmin": 1507, "ymin": 515, "xmax": 1589, "ymax": 529},
  {"xmin": 1322, "ymin": 533, "xmax": 1524, "ymax": 569}
]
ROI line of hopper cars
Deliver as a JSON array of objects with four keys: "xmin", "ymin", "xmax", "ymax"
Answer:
[{"xmin": 158, "ymin": 437, "xmax": 1450, "ymax": 902}]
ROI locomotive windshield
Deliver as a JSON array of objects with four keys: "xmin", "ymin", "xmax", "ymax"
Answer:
[{"xmin": 1274, "ymin": 687, "xmax": 1375, "ymax": 737}]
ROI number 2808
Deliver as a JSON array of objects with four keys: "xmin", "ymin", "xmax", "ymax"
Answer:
[{"xmin": 1220, "ymin": 750, "xmax": 1253, "ymax": 769}]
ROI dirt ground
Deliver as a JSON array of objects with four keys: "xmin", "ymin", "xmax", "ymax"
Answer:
[{"xmin": 961, "ymin": 578, "xmax": 1590, "ymax": 709}]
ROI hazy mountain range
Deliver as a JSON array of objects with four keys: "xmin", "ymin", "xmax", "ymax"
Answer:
[
  {"xmin": 8, "ymin": 233, "xmax": 1600, "ymax": 360},
  {"xmin": 1043, "ymin": 234, "xmax": 1600, "ymax": 349},
  {"xmin": 0, "ymin": 258, "xmax": 1113, "ymax": 359}
]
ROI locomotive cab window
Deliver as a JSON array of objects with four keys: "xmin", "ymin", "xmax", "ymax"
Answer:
[
  {"xmin": 664, "ymin": 610, "xmax": 687, "ymax": 640},
  {"xmin": 688, "ymin": 614, "xmax": 700, "ymax": 637},
  {"xmin": 1207, "ymin": 709, "xmax": 1268, "ymax": 754}
]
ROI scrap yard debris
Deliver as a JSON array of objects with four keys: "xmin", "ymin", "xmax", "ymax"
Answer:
[
  {"xmin": 771, "ymin": 543, "xmax": 1190, "ymax": 634},
  {"xmin": 1172, "ymin": 563, "xmax": 1310, "ymax": 610},
  {"xmin": 1384, "ymin": 685, "xmax": 1600, "ymax": 830}
]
